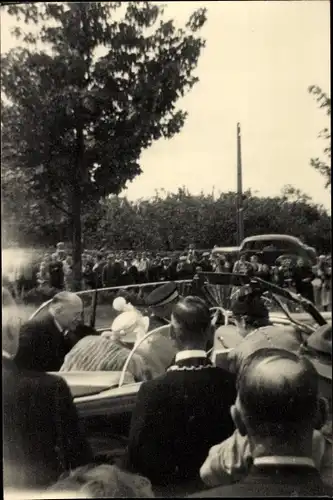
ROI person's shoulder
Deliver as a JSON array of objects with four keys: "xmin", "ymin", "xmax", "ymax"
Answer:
[
  {"xmin": 210, "ymin": 365, "xmax": 237, "ymax": 383},
  {"xmin": 189, "ymin": 483, "xmax": 235, "ymax": 497},
  {"xmin": 137, "ymin": 373, "xmax": 168, "ymax": 397}
]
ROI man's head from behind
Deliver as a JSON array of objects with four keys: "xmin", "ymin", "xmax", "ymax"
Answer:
[
  {"xmin": 231, "ymin": 348, "xmax": 327, "ymax": 457},
  {"xmin": 171, "ymin": 296, "xmax": 212, "ymax": 350},
  {"xmin": 2, "ymin": 287, "xmax": 21, "ymax": 358},
  {"xmin": 49, "ymin": 291, "xmax": 83, "ymax": 331}
]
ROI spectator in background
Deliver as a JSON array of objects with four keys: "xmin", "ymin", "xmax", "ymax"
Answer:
[
  {"xmin": 193, "ymin": 348, "xmax": 331, "ymax": 497},
  {"xmin": 249, "ymin": 254, "xmax": 262, "ymax": 276},
  {"xmin": 93, "ymin": 253, "xmax": 105, "ymax": 289},
  {"xmin": 159, "ymin": 257, "xmax": 171, "ymax": 281},
  {"xmin": 126, "ymin": 296, "xmax": 236, "ymax": 488},
  {"xmin": 137, "ymin": 252, "xmax": 150, "ymax": 283},
  {"xmin": 317, "ymin": 256, "xmax": 331, "ymax": 312},
  {"xmin": 103, "ymin": 254, "xmax": 117, "ymax": 287},
  {"xmin": 49, "ymin": 252, "xmax": 64, "ymax": 290},
  {"xmin": 83, "ymin": 260, "xmax": 96, "ymax": 289},
  {"xmin": 200, "ymin": 252, "xmax": 213, "ymax": 272},
  {"xmin": 3, "ymin": 287, "xmax": 93, "ymax": 489},
  {"xmin": 37, "ymin": 260, "xmax": 50, "ymax": 288},
  {"xmin": 63, "ymin": 256, "xmax": 74, "ymax": 292},
  {"xmin": 56, "ymin": 242, "xmax": 67, "ymax": 262},
  {"xmin": 294, "ymin": 257, "xmax": 315, "ymax": 304},
  {"xmin": 233, "ymin": 253, "xmax": 251, "ymax": 275}
]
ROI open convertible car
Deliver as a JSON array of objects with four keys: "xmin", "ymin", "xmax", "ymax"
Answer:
[{"xmin": 31, "ymin": 274, "xmax": 331, "ymax": 494}]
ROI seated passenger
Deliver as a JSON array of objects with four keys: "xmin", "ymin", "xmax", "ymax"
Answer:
[
  {"xmin": 126, "ymin": 296, "xmax": 237, "ymax": 487},
  {"xmin": 49, "ymin": 464, "xmax": 154, "ymax": 498},
  {"xmin": 135, "ymin": 282, "xmax": 180, "ymax": 377},
  {"xmin": 60, "ymin": 300, "xmax": 151, "ymax": 382},
  {"xmin": 200, "ymin": 324, "xmax": 332, "ymax": 488},
  {"xmin": 3, "ymin": 287, "xmax": 93, "ymax": 489},
  {"xmin": 192, "ymin": 348, "xmax": 332, "ymax": 497},
  {"xmin": 14, "ymin": 291, "xmax": 85, "ymax": 372}
]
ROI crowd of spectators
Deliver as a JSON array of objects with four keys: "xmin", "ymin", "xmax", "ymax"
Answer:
[
  {"xmin": 6, "ymin": 241, "xmax": 331, "ymax": 311},
  {"xmin": 2, "ymin": 285, "xmax": 332, "ymax": 498}
]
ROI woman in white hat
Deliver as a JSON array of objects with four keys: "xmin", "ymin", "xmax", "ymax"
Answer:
[{"xmin": 60, "ymin": 298, "xmax": 152, "ymax": 382}]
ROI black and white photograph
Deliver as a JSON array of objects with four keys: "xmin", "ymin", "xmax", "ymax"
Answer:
[{"xmin": 1, "ymin": 0, "xmax": 331, "ymax": 498}]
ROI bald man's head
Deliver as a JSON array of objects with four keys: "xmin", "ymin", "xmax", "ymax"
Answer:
[
  {"xmin": 49, "ymin": 291, "xmax": 83, "ymax": 331},
  {"xmin": 235, "ymin": 348, "xmax": 320, "ymax": 440}
]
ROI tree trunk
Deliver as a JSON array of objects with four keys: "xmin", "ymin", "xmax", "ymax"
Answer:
[
  {"xmin": 71, "ymin": 124, "xmax": 84, "ymax": 292},
  {"xmin": 72, "ymin": 183, "xmax": 82, "ymax": 292}
]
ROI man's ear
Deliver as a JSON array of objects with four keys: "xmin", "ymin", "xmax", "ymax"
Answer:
[
  {"xmin": 313, "ymin": 397, "xmax": 329, "ymax": 430},
  {"xmin": 231, "ymin": 403, "xmax": 248, "ymax": 437}
]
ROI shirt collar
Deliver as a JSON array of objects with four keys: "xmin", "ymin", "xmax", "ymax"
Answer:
[
  {"xmin": 175, "ymin": 350, "xmax": 207, "ymax": 363},
  {"xmin": 254, "ymin": 456, "xmax": 316, "ymax": 468}
]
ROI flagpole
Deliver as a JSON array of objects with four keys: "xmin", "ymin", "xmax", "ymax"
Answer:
[{"xmin": 236, "ymin": 123, "xmax": 244, "ymax": 245}]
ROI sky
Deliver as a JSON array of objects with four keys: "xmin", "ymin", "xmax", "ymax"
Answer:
[{"xmin": 1, "ymin": 1, "xmax": 331, "ymax": 210}]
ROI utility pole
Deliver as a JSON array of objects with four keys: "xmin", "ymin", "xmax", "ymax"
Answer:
[{"xmin": 236, "ymin": 122, "xmax": 244, "ymax": 245}]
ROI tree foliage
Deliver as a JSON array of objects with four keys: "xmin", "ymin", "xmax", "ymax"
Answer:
[
  {"xmin": 308, "ymin": 85, "xmax": 331, "ymax": 189},
  {"xmin": 1, "ymin": 2, "xmax": 207, "ymax": 288},
  {"xmin": 3, "ymin": 187, "xmax": 330, "ymax": 253}
]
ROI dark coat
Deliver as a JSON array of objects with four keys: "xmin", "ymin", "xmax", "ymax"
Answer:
[
  {"xmin": 49, "ymin": 260, "xmax": 64, "ymax": 289},
  {"xmin": 190, "ymin": 464, "xmax": 332, "ymax": 497},
  {"xmin": 14, "ymin": 311, "xmax": 74, "ymax": 372},
  {"xmin": 126, "ymin": 356, "xmax": 237, "ymax": 486},
  {"xmin": 3, "ymin": 357, "xmax": 93, "ymax": 489}
]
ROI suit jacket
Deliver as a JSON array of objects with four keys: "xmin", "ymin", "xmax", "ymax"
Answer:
[
  {"xmin": 3, "ymin": 357, "xmax": 93, "ymax": 489},
  {"xmin": 126, "ymin": 356, "xmax": 237, "ymax": 486},
  {"xmin": 191, "ymin": 464, "xmax": 332, "ymax": 497},
  {"xmin": 14, "ymin": 311, "xmax": 71, "ymax": 372}
]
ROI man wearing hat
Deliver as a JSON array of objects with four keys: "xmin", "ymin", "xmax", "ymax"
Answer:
[
  {"xmin": 136, "ymin": 282, "xmax": 180, "ymax": 377},
  {"xmin": 213, "ymin": 291, "xmax": 272, "ymax": 367},
  {"xmin": 200, "ymin": 252, "xmax": 213, "ymax": 272}
]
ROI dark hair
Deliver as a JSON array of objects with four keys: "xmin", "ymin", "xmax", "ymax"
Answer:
[
  {"xmin": 231, "ymin": 294, "xmax": 270, "ymax": 328},
  {"xmin": 172, "ymin": 296, "xmax": 211, "ymax": 344},
  {"xmin": 237, "ymin": 348, "xmax": 319, "ymax": 438}
]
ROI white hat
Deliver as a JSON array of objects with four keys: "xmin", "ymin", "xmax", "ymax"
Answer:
[{"xmin": 102, "ymin": 298, "xmax": 149, "ymax": 342}]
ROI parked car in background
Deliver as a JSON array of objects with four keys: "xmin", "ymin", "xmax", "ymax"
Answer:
[{"xmin": 239, "ymin": 234, "xmax": 317, "ymax": 267}]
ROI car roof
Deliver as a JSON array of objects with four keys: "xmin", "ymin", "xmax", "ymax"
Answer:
[
  {"xmin": 212, "ymin": 246, "xmax": 240, "ymax": 253},
  {"xmin": 241, "ymin": 234, "xmax": 301, "ymax": 244}
]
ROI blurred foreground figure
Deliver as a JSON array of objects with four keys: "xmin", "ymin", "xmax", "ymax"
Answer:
[
  {"xmin": 14, "ymin": 291, "xmax": 85, "ymax": 371},
  {"xmin": 2, "ymin": 287, "xmax": 93, "ymax": 489},
  {"xmin": 126, "ymin": 296, "xmax": 236, "ymax": 489},
  {"xmin": 48, "ymin": 464, "xmax": 154, "ymax": 498},
  {"xmin": 200, "ymin": 324, "xmax": 332, "ymax": 488},
  {"xmin": 192, "ymin": 348, "xmax": 332, "ymax": 497}
]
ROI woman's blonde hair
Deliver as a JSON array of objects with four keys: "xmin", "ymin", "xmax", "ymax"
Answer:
[{"xmin": 49, "ymin": 464, "xmax": 154, "ymax": 498}]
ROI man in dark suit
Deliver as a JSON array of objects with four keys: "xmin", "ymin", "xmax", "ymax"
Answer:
[
  {"xmin": 126, "ymin": 296, "xmax": 237, "ymax": 487},
  {"xmin": 192, "ymin": 347, "xmax": 332, "ymax": 497},
  {"xmin": 14, "ymin": 291, "xmax": 85, "ymax": 372},
  {"xmin": 2, "ymin": 287, "xmax": 93, "ymax": 489}
]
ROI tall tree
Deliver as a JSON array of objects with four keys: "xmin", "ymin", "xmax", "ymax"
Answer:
[
  {"xmin": 1, "ymin": 2, "xmax": 207, "ymax": 289},
  {"xmin": 308, "ymin": 85, "xmax": 331, "ymax": 189}
]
